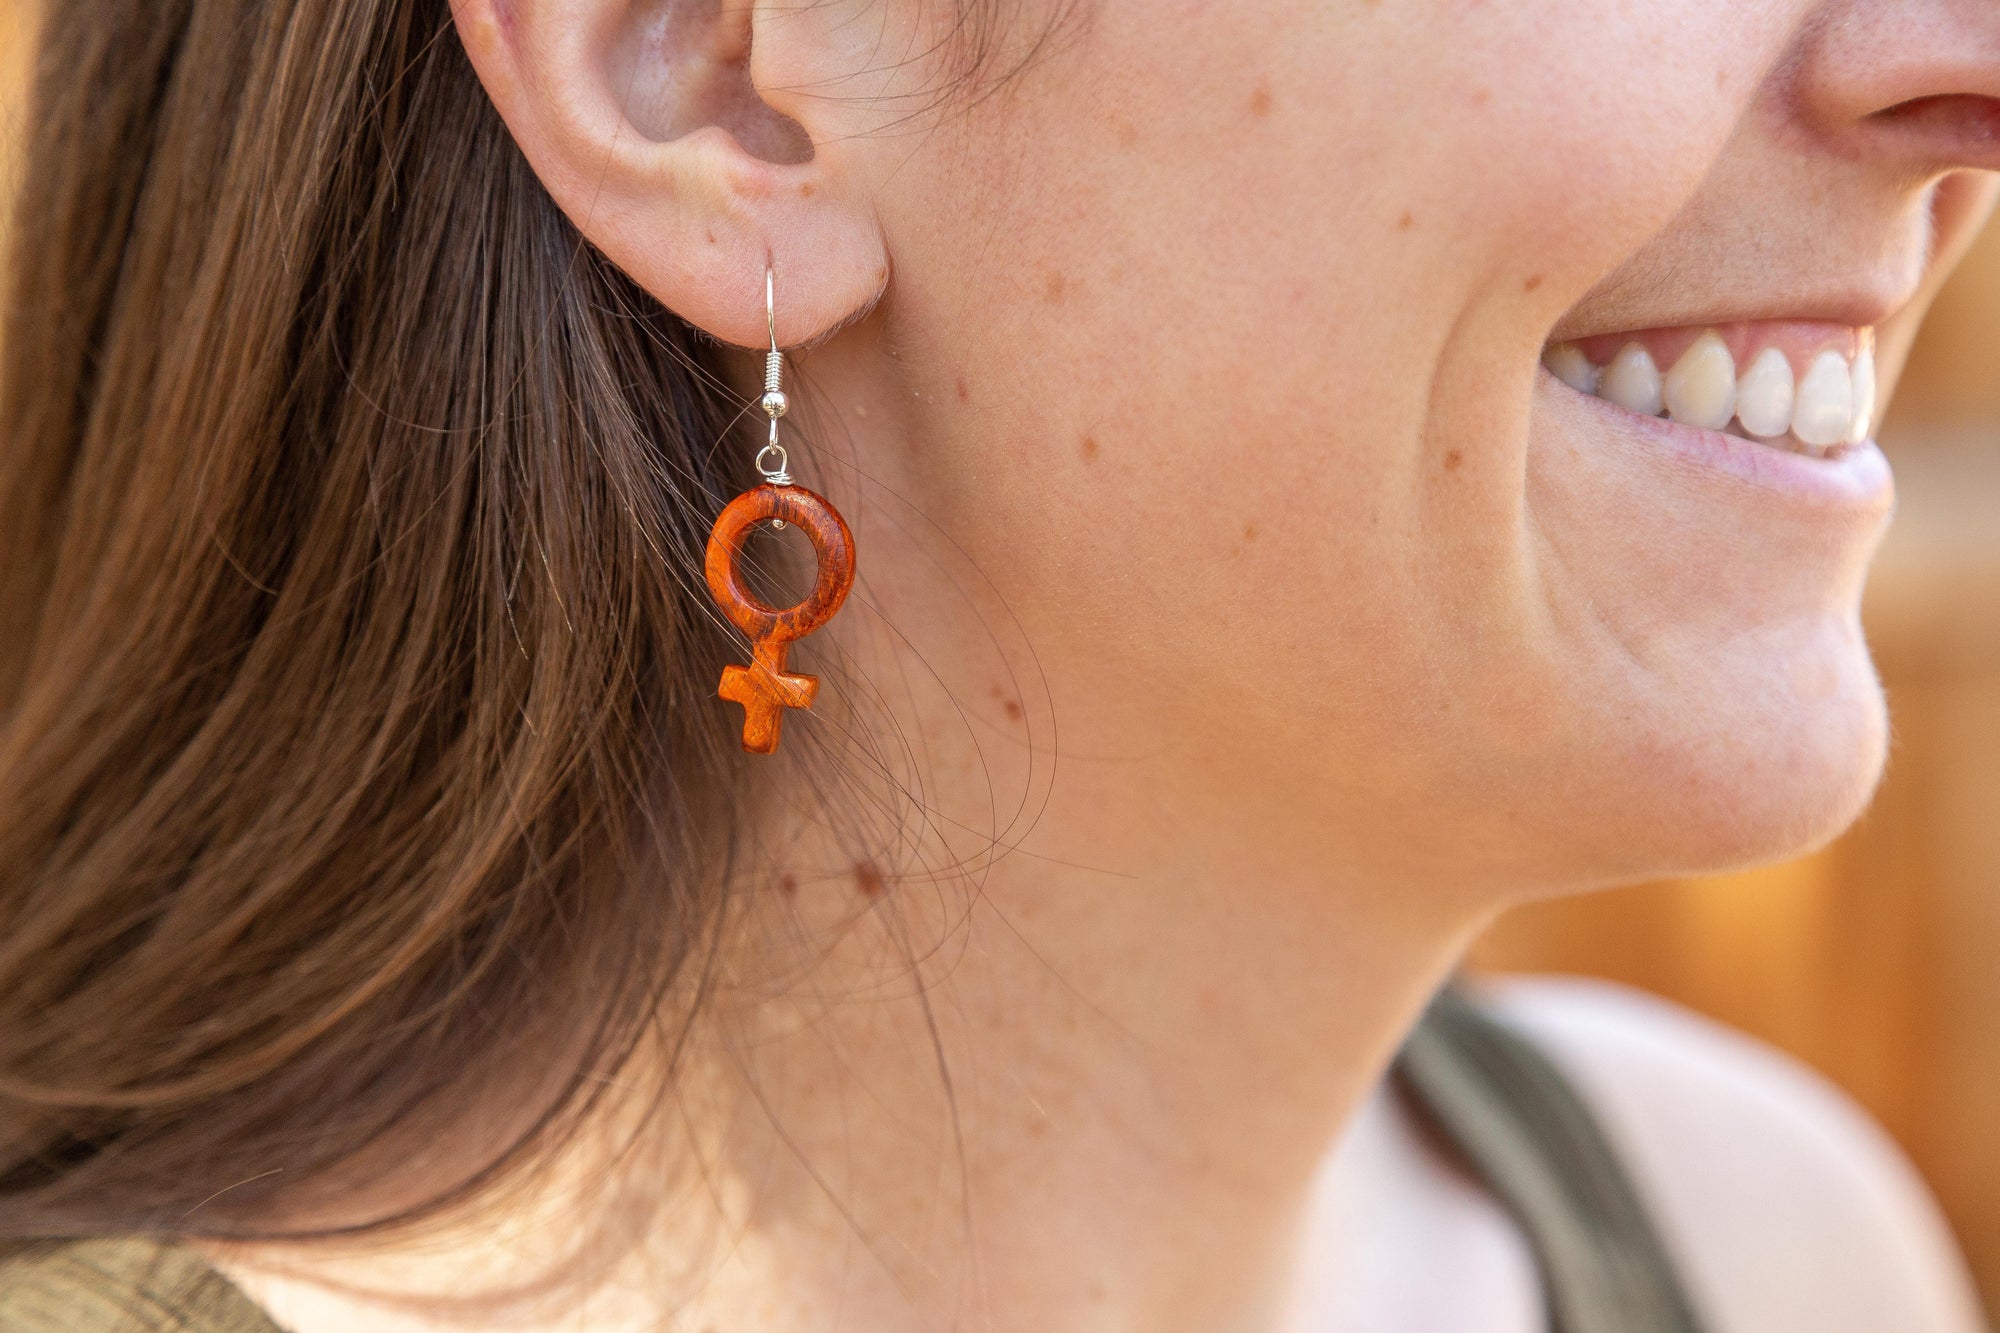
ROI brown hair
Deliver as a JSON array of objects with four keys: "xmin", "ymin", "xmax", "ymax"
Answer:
[{"xmin": 0, "ymin": 0, "xmax": 787, "ymax": 1240}]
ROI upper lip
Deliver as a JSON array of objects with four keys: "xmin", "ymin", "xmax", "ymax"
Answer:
[{"xmin": 1545, "ymin": 281, "xmax": 1919, "ymax": 346}]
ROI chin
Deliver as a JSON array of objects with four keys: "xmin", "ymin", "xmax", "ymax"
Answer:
[{"xmin": 1547, "ymin": 623, "xmax": 1892, "ymax": 892}]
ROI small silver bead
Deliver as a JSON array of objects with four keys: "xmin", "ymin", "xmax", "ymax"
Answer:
[{"xmin": 761, "ymin": 390, "xmax": 789, "ymax": 419}]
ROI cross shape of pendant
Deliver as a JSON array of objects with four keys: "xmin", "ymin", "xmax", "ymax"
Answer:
[{"xmin": 718, "ymin": 645, "xmax": 820, "ymax": 756}]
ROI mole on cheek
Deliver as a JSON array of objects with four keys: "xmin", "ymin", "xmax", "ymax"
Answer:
[
  {"xmin": 1045, "ymin": 272, "xmax": 1067, "ymax": 304},
  {"xmin": 1523, "ymin": 274, "xmax": 1543, "ymax": 292},
  {"xmin": 853, "ymin": 861, "xmax": 886, "ymax": 898},
  {"xmin": 1080, "ymin": 435, "xmax": 1100, "ymax": 462},
  {"xmin": 1248, "ymin": 85, "xmax": 1273, "ymax": 118},
  {"xmin": 1444, "ymin": 450, "xmax": 1464, "ymax": 471},
  {"xmin": 1397, "ymin": 211, "xmax": 1415, "ymax": 232}
]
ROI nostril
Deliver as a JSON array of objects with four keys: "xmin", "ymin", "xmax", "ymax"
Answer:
[
  {"xmin": 1876, "ymin": 94, "xmax": 2000, "ymax": 134},
  {"xmin": 1868, "ymin": 95, "xmax": 2000, "ymax": 167}
]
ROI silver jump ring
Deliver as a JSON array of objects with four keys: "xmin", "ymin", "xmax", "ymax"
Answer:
[{"xmin": 757, "ymin": 440, "xmax": 792, "ymax": 486}]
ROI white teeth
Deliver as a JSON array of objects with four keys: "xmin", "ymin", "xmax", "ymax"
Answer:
[
  {"xmin": 1845, "ymin": 345, "xmax": 1876, "ymax": 445},
  {"xmin": 1791, "ymin": 350, "xmax": 1854, "ymax": 450},
  {"xmin": 1734, "ymin": 347, "xmax": 1795, "ymax": 439},
  {"xmin": 1663, "ymin": 331, "xmax": 1737, "ymax": 431},
  {"xmin": 1545, "ymin": 328, "xmax": 1876, "ymax": 458},
  {"xmin": 1598, "ymin": 343, "xmax": 1663, "ymax": 417},
  {"xmin": 1542, "ymin": 343, "xmax": 1600, "ymax": 394}
]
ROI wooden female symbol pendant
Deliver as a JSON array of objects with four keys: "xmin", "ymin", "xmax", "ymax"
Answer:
[
  {"xmin": 709, "ymin": 268, "xmax": 855, "ymax": 753},
  {"xmin": 704, "ymin": 482, "xmax": 856, "ymax": 754}
]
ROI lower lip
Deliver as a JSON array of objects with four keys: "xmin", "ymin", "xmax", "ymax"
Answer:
[{"xmin": 1544, "ymin": 368, "xmax": 1894, "ymax": 514}]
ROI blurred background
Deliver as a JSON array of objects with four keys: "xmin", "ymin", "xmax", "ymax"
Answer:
[{"xmin": 2, "ymin": 0, "xmax": 1998, "ymax": 1320}]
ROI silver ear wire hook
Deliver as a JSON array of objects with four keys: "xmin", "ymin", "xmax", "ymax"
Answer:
[{"xmin": 756, "ymin": 267, "xmax": 793, "ymax": 495}]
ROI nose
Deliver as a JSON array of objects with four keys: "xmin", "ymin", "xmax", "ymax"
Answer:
[{"xmin": 1794, "ymin": 0, "xmax": 2000, "ymax": 173}]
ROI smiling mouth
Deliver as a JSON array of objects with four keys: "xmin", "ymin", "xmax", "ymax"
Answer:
[{"xmin": 1541, "ymin": 322, "xmax": 1875, "ymax": 460}]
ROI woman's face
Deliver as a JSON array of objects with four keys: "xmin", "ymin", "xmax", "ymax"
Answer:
[
  {"xmin": 463, "ymin": 0, "xmax": 2000, "ymax": 895},
  {"xmin": 807, "ymin": 0, "xmax": 1999, "ymax": 891}
]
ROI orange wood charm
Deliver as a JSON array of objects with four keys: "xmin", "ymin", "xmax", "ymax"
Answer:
[{"xmin": 704, "ymin": 483, "xmax": 856, "ymax": 754}]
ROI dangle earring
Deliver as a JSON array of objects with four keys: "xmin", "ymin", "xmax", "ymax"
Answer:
[{"xmin": 704, "ymin": 268, "xmax": 857, "ymax": 755}]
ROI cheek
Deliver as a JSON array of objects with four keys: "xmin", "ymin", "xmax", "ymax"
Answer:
[
  {"xmin": 1383, "ymin": 2, "xmax": 1813, "ymax": 278},
  {"xmin": 880, "ymin": 0, "xmax": 1825, "ymax": 802}
]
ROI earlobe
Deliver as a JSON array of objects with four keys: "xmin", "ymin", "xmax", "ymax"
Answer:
[{"xmin": 450, "ymin": 0, "xmax": 889, "ymax": 348}]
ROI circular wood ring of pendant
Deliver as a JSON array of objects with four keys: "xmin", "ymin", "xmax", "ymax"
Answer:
[{"xmin": 704, "ymin": 484, "xmax": 856, "ymax": 648}]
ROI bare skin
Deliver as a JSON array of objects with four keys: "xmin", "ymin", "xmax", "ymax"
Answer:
[{"xmin": 203, "ymin": 1, "xmax": 1999, "ymax": 1329}]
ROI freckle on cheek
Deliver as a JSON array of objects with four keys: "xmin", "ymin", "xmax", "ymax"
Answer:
[
  {"xmin": 1397, "ymin": 211, "xmax": 1415, "ymax": 231},
  {"xmin": 1045, "ymin": 272, "xmax": 1066, "ymax": 303},
  {"xmin": 1444, "ymin": 450, "xmax": 1463, "ymax": 471},
  {"xmin": 1523, "ymin": 274, "xmax": 1543, "ymax": 292},
  {"xmin": 1249, "ymin": 86, "xmax": 1273, "ymax": 117},
  {"xmin": 1080, "ymin": 435, "xmax": 1100, "ymax": 461}
]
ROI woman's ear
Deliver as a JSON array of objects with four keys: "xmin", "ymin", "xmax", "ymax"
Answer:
[{"xmin": 451, "ymin": 0, "xmax": 892, "ymax": 346}]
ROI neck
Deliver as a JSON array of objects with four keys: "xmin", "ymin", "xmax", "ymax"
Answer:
[
  {"xmin": 678, "ymin": 813, "xmax": 1495, "ymax": 1333},
  {"xmin": 659, "ymin": 447, "xmax": 1515, "ymax": 1328},
  {"xmin": 208, "ymin": 683, "xmax": 1501, "ymax": 1333}
]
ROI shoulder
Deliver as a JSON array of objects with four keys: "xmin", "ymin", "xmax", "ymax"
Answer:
[
  {"xmin": 1466, "ymin": 973, "xmax": 1987, "ymax": 1333},
  {"xmin": 0, "ymin": 1238, "xmax": 284, "ymax": 1332}
]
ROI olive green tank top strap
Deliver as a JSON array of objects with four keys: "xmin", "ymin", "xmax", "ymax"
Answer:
[
  {"xmin": 1394, "ymin": 984, "xmax": 1712, "ymax": 1333},
  {"xmin": 0, "ymin": 1236, "xmax": 284, "ymax": 1332}
]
